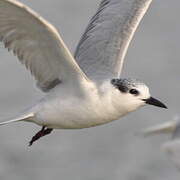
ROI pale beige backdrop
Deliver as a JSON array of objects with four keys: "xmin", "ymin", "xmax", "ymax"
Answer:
[{"xmin": 0, "ymin": 0, "xmax": 179, "ymax": 179}]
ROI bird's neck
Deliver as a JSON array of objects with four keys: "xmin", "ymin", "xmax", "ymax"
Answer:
[{"xmin": 97, "ymin": 81, "xmax": 140, "ymax": 121}]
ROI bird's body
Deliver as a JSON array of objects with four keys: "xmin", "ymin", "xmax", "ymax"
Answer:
[
  {"xmin": 34, "ymin": 81, "xmax": 117, "ymax": 129},
  {"xmin": 0, "ymin": 0, "xmax": 167, "ymax": 145},
  {"xmin": 31, "ymin": 80, "xmax": 113, "ymax": 129},
  {"xmin": 22, "ymin": 79, "xmax": 147, "ymax": 129}
]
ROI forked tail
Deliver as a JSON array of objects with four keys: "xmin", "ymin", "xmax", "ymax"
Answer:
[{"xmin": 0, "ymin": 113, "xmax": 34, "ymax": 126}]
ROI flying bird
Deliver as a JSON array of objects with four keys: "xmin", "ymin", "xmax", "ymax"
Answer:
[
  {"xmin": 140, "ymin": 115, "xmax": 180, "ymax": 170},
  {"xmin": 0, "ymin": 0, "xmax": 167, "ymax": 146}
]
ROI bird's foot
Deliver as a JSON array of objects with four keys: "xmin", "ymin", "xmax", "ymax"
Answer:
[{"xmin": 29, "ymin": 126, "xmax": 53, "ymax": 146}]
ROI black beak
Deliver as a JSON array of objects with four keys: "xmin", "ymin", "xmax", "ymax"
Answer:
[{"xmin": 143, "ymin": 97, "xmax": 167, "ymax": 109}]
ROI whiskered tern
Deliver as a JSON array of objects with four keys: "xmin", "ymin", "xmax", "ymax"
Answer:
[{"xmin": 0, "ymin": 0, "xmax": 167, "ymax": 145}]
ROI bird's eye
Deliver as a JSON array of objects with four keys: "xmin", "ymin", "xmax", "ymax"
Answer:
[{"xmin": 129, "ymin": 89, "xmax": 139, "ymax": 95}]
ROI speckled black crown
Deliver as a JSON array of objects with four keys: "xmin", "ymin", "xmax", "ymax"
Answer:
[{"xmin": 111, "ymin": 78, "xmax": 144, "ymax": 93}]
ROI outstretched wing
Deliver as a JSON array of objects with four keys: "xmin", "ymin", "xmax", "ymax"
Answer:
[
  {"xmin": 75, "ymin": 0, "xmax": 152, "ymax": 82},
  {"xmin": 0, "ymin": 0, "xmax": 88, "ymax": 92}
]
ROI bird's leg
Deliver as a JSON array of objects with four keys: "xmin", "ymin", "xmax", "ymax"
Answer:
[
  {"xmin": 29, "ymin": 126, "xmax": 45, "ymax": 146},
  {"xmin": 29, "ymin": 126, "xmax": 53, "ymax": 146}
]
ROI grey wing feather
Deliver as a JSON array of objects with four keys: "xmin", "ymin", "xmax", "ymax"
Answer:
[
  {"xmin": 0, "ymin": 0, "xmax": 88, "ymax": 92},
  {"xmin": 75, "ymin": 0, "xmax": 152, "ymax": 82}
]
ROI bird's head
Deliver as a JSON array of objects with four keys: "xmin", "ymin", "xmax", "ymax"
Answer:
[{"xmin": 110, "ymin": 78, "xmax": 167, "ymax": 114}]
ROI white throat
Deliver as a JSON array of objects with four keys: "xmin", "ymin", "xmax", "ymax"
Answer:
[{"xmin": 94, "ymin": 81, "xmax": 145, "ymax": 124}]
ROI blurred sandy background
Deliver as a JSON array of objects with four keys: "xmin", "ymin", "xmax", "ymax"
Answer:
[{"xmin": 0, "ymin": 0, "xmax": 179, "ymax": 179}]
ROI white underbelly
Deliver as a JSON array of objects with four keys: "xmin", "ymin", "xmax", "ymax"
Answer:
[
  {"xmin": 35, "ymin": 109, "xmax": 113, "ymax": 129},
  {"xmin": 33, "ymin": 97, "xmax": 124, "ymax": 129}
]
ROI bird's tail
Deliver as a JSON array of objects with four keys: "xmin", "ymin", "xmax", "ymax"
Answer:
[{"xmin": 0, "ymin": 113, "xmax": 34, "ymax": 126}]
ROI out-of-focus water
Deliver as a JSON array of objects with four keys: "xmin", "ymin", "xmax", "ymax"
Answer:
[{"xmin": 0, "ymin": 0, "xmax": 179, "ymax": 179}]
